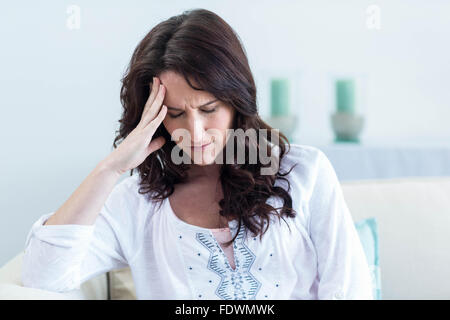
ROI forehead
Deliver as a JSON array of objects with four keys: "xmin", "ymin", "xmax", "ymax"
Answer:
[{"xmin": 159, "ymin": 71, "xmax": 215, "ymax": 108}]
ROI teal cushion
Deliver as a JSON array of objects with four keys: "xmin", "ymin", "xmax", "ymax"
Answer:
[{"xmin": 354, "ymin": 217, "xmax": 382, "ymax": 300}]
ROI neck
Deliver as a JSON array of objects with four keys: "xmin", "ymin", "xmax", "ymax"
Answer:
[{"xmin": 187, "ymin": 163, "xmax": 222, "ymax": 182}]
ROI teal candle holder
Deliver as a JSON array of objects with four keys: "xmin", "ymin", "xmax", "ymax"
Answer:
[
  {"xmin": 331, "ymin": 77, "xmax": 365, "ymax": 143},
  {"xmin": 270, "ymin": 78, "xmax": 290, "ymax": 117},
  {"xmin": 267, "ymin": 77, "xmax": 297, "ymax": 142},
  {"xmin": 259, "ymin": 70, "xmax": 301, "ymax": 143},
  {"xmin": 331, "ymin": 112, "xmax": 364, "ymax": 143},
  {"xmin": 335, "ymin": 79, "xmax": 355, "ymax": 114}
]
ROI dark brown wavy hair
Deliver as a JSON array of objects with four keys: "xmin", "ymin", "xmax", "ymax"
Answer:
[{"xmin": 113, "ymin": 8, "xmax": 298, "ymax": 247}]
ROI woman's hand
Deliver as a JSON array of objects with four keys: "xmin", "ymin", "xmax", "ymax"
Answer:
[{"xmin": 105, "ymin": 77, "xmax": 167, "ymax": 175}]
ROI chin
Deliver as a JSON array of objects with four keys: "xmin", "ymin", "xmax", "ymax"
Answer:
[
  {"xmin": 192, "ymin": 160, "xmax": 215, "ymax": 166},
  {"xmin": 184, "ymin": 142, "xmax": 223, "ymax": 165},
  {"xmin": 189, "ymin": 152, "xmax": 218, "ymax": 165}
]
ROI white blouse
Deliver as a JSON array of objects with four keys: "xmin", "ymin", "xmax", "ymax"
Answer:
[{"xmin": 21, "ymin": 144, "xmax": 374, "ymax": 300}]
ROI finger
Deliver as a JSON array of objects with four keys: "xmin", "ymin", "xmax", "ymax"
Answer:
[
  {"xmin": 141, "ymin": 77, "xmax": 160, "ymax": 121},
  {"xmin": 145, "ymin": 104, "xmax": 167, "ymax": 134},
  {"xmin": 141, "ymin": 84, "xmax": 165, "ymax": 127}
]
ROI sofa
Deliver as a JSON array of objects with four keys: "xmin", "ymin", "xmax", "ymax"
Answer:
[{"xmin": 1, "ymin": 176, "xmax": 450, "ymax": 300}]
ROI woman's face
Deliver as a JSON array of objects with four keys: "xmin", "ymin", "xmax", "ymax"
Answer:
[{"xmin": 160, "ymin": 70, "xmax": 235, "ymax": 165}]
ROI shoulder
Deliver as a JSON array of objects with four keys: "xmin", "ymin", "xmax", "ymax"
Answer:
[
  {"xmin": 100, "ymin": 174, "xmax": 158, "ymax": 255},
  {"xmin": 275, "ymin": 144, "xmax": 340, "ymax": 228},
  {"xmin": 280, "ymin": 144, "xmax": 339, "ymax": 198},
  {"xmin": 105, "ymin": 174, "xmax": 141, "ymax": 207},
  {"xmin": 278, "ymin": 143, "xmax": 327, "ymax": 194},
  {"xmin": 279, "ymin": 144, "xmax": 344, "ymax": 219},
  {"xmin": 280, "ymin": 143, "xmax": 324, "ymax": 169},
  {"xmin": 103, "ymin": 173, "xmax": 157, "ymax": 224},
  {"xmin": 267, "ymin": 144, "xmax": 326, "ymax": 230}
]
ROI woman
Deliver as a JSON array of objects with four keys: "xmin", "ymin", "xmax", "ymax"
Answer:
[{"xmin": 22, "ymin": 9, "xmax": 373, "ymax": 300}]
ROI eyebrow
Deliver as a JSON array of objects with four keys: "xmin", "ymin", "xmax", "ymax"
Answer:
[{"xmin": 166, "ymin": 99, "xmax": 219, "ymax": 111}]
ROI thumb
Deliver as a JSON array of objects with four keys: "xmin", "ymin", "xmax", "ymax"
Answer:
[{"xmin": 148, "ymin": 136, "xmax": 166, "ymax": 154}]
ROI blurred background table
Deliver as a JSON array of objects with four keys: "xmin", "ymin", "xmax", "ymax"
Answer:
[{"xmin": 307, "ymin": 141, "xmax": 450, "ymax": 181}]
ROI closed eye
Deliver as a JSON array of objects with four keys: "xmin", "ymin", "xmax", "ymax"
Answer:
[{"xmin": 168, "ymin": 107, "xmax": 217, "ymax": 118}]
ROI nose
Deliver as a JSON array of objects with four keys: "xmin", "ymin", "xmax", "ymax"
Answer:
[{"xmin": 187, "ymin": 117, "xmax": 206, "ymax": 147}]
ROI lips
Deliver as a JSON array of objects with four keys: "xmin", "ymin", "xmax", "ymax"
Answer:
[{"xmin": 190, "ymin": 142, "xmax": 211, "ymax": 149}]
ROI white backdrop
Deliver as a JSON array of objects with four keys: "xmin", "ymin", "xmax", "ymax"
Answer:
[{"xmin": 1, "ymin": 0, "xmax": 449, "ymax": 265}]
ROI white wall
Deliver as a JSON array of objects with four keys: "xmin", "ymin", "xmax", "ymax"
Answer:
[{"xmin": 1, "ymin": 0, "xmax": 449, "ymax": 265}]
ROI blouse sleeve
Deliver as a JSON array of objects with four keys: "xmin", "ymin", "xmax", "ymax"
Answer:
[
  {"xmin": 307, "ymin": 150, "xmax": 373, "ymax": 300},
  {"xmin": 21, "ymin": 182, "xmax": 132, "ymax": 293}
]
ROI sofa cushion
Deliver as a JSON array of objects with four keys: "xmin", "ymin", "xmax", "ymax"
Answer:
[
  {"xmin": 107, "ymin": 267, "xmax": 135, "ymax": 300},
  {"xmin": 0, "ymin": 252, "xmax": 108, "ymax": 300},
  {"xmin": 355, "ymin": 217, "xmax": 382, "ymax": 300},
  {"xmin": 341, "ymin": 177, "xmax": 450, "ymax": 299}
]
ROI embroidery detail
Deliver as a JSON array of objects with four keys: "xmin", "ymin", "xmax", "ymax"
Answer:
[{"xmin": 196, "ymin": 226, "xmax": 261, "ymax": 300}]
